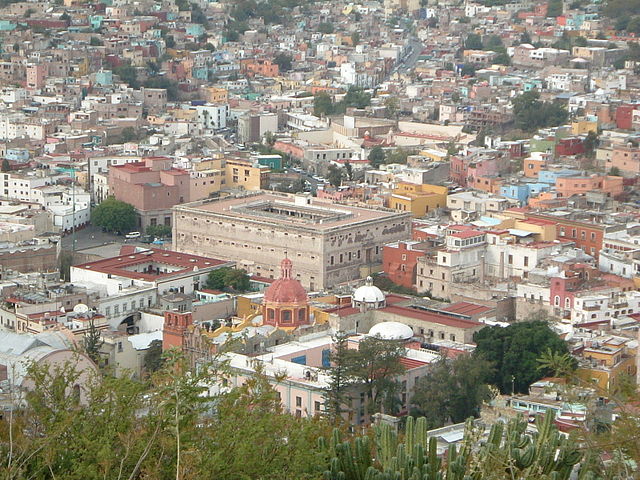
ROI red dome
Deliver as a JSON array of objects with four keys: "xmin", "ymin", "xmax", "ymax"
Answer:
[{"xmin": 263, "ymin": 258, "xmax": 308, "ymax": 304}]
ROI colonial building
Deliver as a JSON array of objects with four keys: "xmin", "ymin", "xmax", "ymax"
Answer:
[{"xmin": 172, "ymin": 192, "xmax": 412, "ymax": 290}]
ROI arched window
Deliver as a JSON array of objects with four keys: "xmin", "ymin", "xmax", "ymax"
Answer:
[
  {"xmin": 565, "ymin": 297, "xmax": 570, "ymax": 309},
  {"xmin": 554, "ymin": 295, "xmax": 560, "ymax": 307}
]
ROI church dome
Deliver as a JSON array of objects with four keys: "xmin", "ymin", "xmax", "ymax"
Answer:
[
  {"xmin": 368, "ymin": 322, "xmax": 413, "ymax": 341},
  {"xmin": 263, "ymin": 258, "xmax": 308, "ymax": 304},
  {"xmin": 353, "ymin": 276, "xmax": 385, "ymax": 304}
]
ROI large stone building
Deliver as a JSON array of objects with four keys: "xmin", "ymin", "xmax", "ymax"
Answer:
[{"xmin": 172, "ymin": 192, "xmax": 412, "ymax": 290}]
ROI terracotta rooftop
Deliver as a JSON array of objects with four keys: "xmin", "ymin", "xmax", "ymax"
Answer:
[
  {"xmin": 442, "ymin": 301, "xmax": 492, "ymax": 317},
  {"xmin": 73, "ymin": 247, "xmax": 230, "ymax": 281},
  {"xmin": 380, "ymin": 305, "xmax": 483, "ymax": 330}
]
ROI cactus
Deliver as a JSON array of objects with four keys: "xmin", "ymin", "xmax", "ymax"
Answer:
[{"xmin": 322, "ymin": 414, "xmax": 593, "ymax": 480}]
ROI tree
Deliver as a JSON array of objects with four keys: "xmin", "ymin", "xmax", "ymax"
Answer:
[
  {"xmin": 144, "ymin": 339, "xmax": 163, "ymax": 374},
  {"xmin": 205, "ymin": 267, "xmax": 251, "ymax": 292},
  {"xmin": 493, "ymin": 51, "xmax": 511, "ymax": 65},
  {"xmin": 274, "ymin": 52, "xmax": 293, "ymax": 72},
  {"xmin": 512, "ymin": 90, "xmax": 568, "ymax": 132},
  {"xmin": 547, "ymin": 0, "xmax": 563, "ymax": 17},
  {"xmin": 82, "ymin": 318, "xmax": 104, "ymax": 366},
  {"xmin": 165, "ymin": 34, "xmax": 176, "ymax": 48},
  {"xmin": 520, "ymin": 31, "xmax": 532, "ymax": 44},
  {"xmin": 146, "ymin": 224, "xmax": 172, "ymax": 238},
  {"xmin": 317, "ymin": 22, "xmax": 334, "ymax": 34},
  {"xmin": 91, "ymin": 197, "xmax": 137, "ymax": 233},
  {"xmin": 343, "ymin": 86, "xmax": 371, "ymax": 109},
  {"xmin": 473, "ymin": 320, "xmax": 570, "ymax": 393},
  {"xmin": 411, "ymin": 354, "xmax": 494, "ymax": 428},
  {"xmin": 483, "ymin": 34, "xmax": 503, "ymax": 51},
  {"xmin": 583, "ymin": 130, "xmax": 599, "ymax": 157},
  {"xmin": 1, "ymin": 159, "xmax": 9, "ymax": 172},
  {"xmin": 327, "ymin": 164, "xmax": 344, "ymax": 188},
  {"xmin": 324, "ymin": 332, "xmax": 351, "ymax": 424},
  {"xmin": 343, "ymin": 336, "xmax": 405, "ymax": 415},
  {"xmin": 609, "ymin": 166, "xmax": 621, "ymax": 176},
  {"xmin": 368, "ymin": 146, "xmax": 386, "ymax": 169},
  {"xmin": 344, "ymin": 161, "xmax": 353, "ymax": 181},
  {"xmin": 383, "ymin": 96, "xmax": 399, "ymax": 119},
  {"xmin": 120, "ymin": 126, "xmax": 139, "ymax": 143},
  {"xmin": 465, "ymin": 33, "xmax": 483, "ymax": 50},
  {"xmin": 113, "ymin": 63, "xmax": 139, "ymax": 88},
  {"xmin": 89, "ymin": 36, "xmax": 103, "ymax": 46},
  {"xmin": 143, "ymin": 77, "xmax": 179, "ymax": 101},
  {"xmin": 314, "ymin": 91, "xmax": 335, "ymax": 116}
]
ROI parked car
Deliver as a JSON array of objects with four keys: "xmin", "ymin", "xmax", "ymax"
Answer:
[{"xmin": 125, "ymin": 231, "xmax": 141, "ymax": 239}]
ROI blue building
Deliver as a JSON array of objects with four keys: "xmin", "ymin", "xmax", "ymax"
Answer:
[
  {"xmin": 538, "ymin": 169, "xmax": 581, "ymax": 186},
  {"xmin": 5, "ymin": 148, "xmax": 29, "ymax": 162}
]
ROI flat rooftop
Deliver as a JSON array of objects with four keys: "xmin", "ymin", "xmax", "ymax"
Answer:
[
  {"xmin": 74, "ymin": 247, "xmax": 231, "ymax": 281},
  {"xmin": 178, "ymin": 193, "xmax": 406, "ymax": 232}
]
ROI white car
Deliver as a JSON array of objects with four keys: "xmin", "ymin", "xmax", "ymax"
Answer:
[{"xmin": 125, "ymin": 231, "xmax": 141, "ymax": 239}]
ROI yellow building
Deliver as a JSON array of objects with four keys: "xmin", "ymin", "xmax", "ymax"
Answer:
[
  {"xmin": 390, "ymin": 182, "xmax": 447, "ymax": 217},
  {"xmin": 576, "ymin": 338, "xmax": 637, "ymax": 393},
  {"xmin": 571, "ymin": 119, "xmax": 598, "ymax": 135},
  {"xmin": 225, "ymin": 158, "xmax": 269, "ymax": 191},
  {"xmin": 202, "ymin": 87, "xmax": 228, "ymax": 104}
]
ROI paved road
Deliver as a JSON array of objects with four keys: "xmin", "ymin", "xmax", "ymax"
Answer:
[
  {"xmin": 61, "ymin": 225, "xmax": 165, "ymax": 252},
  {"xmin": 398, "ymin": 37, "xmax": 424, "ymax": 74}
]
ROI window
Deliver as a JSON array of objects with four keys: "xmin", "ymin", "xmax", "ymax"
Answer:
[
  {"xmin": 296, "ymin": 396, "xmax": 302, "ymax": 407},
  {"xmin": 314, "ymin": 401, "xmax": 321, "ymax": 412},
  {"xmin": 572, "ymin": 229, "xmax": 577, "ymax": 238},
  {"xmin": 554, "ymin": 295, "xmax": 560, "ymax": 307},
  {"xmin": 524, "ymin": 256, "xmax": 529, "ymax": 267},
  {"xmin": 508, "ymin": 255, "xmax": 513, "ymax": 265}
]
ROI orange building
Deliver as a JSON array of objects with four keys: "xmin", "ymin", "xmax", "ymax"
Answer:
[
  {"xmin": 163, "ymin": 311, "xmax": 193, "ymax": 350},
  {"xmin": 240, "ymin": 58, "xmax": 280, "ymax": 77},
  {"xmin": 472, "ymin": 175, "xmax": 503, "ymax": 193},
  {"xmin": 556, "ymin": 175, "xmax": 623, "ymax": 198},
  {"xmin": 607, "ymin": 144, "xmax": 640, "ymax": 176}
]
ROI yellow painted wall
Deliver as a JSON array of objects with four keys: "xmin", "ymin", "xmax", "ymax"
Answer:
[{"xmin": 571, "ymin": 120, "xmax": 598, "ymax": 135}]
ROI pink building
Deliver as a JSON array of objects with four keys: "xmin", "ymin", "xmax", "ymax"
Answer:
[
  {"xmin": 26, "ymin": 64, "xmax": 46, "ymax": 90},
  {"xmin": 108, "ymin": 157, "xmax": 190, "ymax": 229}
]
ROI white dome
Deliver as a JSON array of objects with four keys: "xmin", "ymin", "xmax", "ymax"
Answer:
[
  {"xmin": 353, "ymin": 276, "xmax": 385, "ymax": 304},
  {"xmin": 368, "ymin": 322, "xmax": 413, "ymax": 341}
]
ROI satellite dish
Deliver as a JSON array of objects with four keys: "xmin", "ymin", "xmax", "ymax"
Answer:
[{"xmin": 73, "ymin": 303, "xmax": 89, "ymax": 314}]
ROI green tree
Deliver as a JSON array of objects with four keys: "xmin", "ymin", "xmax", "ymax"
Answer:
[
  {"xmin": 143, "ymin": 339, "xmax": 163, "ymax": 375},
  {"xmin": 547, "ymin": 0, "xmax": 563, "ymax": 17},
  {"xmin": 324, "ymin": 331, "xmax": 351, "ymax": 424},
  {"xmin": 82, "ymin": 318, "xmax": 104, "ymax": 366},
  {"xmin": 113, "ymin": 63, "xmax": 139, "ymax": 88},
  {"xmin": 314, "ymin": 91, "xmax": 335, "ymax": 116},
  {"xmin": 383, "ymin": 96, "xmax": 399, "ymax": 118},
  {"xmin": 89, "ymin": 36, "xmax": 103, "ymax": 46},
  {"xmin": 583, "ymin": 130, "xmax": 599, "ymax": 157},
  {"xmin": 343, "ymin": 86, "xmax": 371, "ymax": 109},
  {"xmin": 146, "ymin": 224, "xmax": 172, "ymax": 238},
  {"xmin": 368, "ymin": 146, "xmax": 386, "ymax": 169},
  {"xmin": 520, "ymin": 31, "xmax": 532, "ymax": 44},
  {"xmin": 465, "ymin": 33, "xmax": 483, "ymax": 50},
  {"xmin": 165, "ymin": 34, "xmax": 176, "ymax": 48},
  {"xmin": 317, "ymin": 22, "xmax": 334, "ymax": 34},
  {"xmin": 609, "ymin": 166, "xmax": 621, "ymax": 176},
  {"xmin": 512, "ymin": 90, "xmax": 568, "ymax": 132},
  {"xmin": 411, "ymin": 354, "xmax": 494, "ymax": 428},
  {"xmin": 1, "ymin": 159, "xmax": 9, "ymax": 172},
  {"xmin": 343, "ymin": 336, "xmax": 405, "ymax": 415},
  {"xmin": 205, "ymin": 266, "xmax": 251, "ymax": 292},
  {"xmin": 120, "ymin": 126, "xmax": 139, "ymax": 143},
  {"xmin": 327, "ymin": 164, "xmax": 344, "ymax": 188},
  {"xmin": 344, "ymin": 161, "xmax": 353, "ymax": 181},
  {"xmin": 473, "ymin": 320, "xmax": 570, "ymax": 393},
  {"xmin": 483, "ymin": 34, "xmax": 503, "ymax": 50},
  {"xmin": 91, "ymin": 197, "xmax": 137, "ymax": 233},
  {"xmin": 274, "ymin": 52, "xmax": 293, "ymax": 72}
]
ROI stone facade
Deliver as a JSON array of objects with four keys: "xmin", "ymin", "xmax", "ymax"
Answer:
[{"xmin": 172, "ymin": 193, "xmax": 412, "ymax": 290}]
